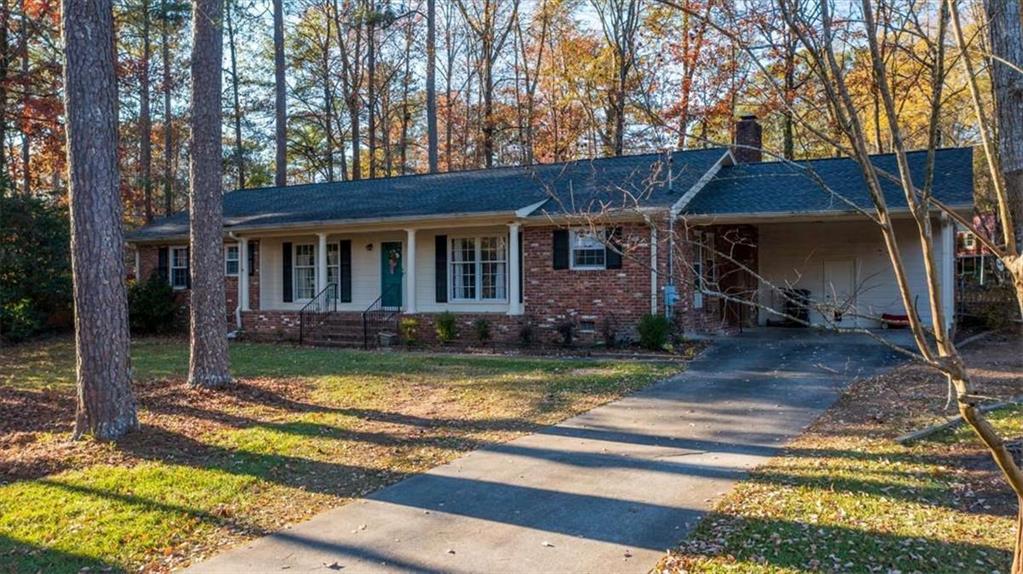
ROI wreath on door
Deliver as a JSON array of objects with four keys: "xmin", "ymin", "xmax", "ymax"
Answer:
[{"xmin": 388, "ymin": 248, "xmax": 400, "ymax": 274}]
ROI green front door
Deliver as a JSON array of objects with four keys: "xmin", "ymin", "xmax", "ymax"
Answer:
[{"xmin": 380, "ymin": 241, "xmax": 403, "ymax": 308}]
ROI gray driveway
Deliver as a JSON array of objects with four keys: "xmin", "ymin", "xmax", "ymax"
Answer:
[{"xmin": 186, "ymin": 329, "xmax": 903, "ymax": 574}]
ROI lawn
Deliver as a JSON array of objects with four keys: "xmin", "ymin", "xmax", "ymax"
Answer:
[
  {"xmin": 0, "ymin": 338, "xmax": 679, "ymax": 573},
  {"xmin": 658, "ymin": 335, "xmax": 1022, "ymax": 574}
]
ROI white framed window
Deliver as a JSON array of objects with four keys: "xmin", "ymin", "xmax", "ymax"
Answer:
[
  {"xmin": 570, "ymin": 229, "xmax": 606, "ymax": 270},
  {"xmin": 450, "ymin": 235, "xmax": 507, "ymax": 301},
  {"xmin": 963, "ymin": 233, "xmax": 976, "ymax": 249},
  {"xmin": 293, "ymin": 243, "xmax": 317, "ymax": 301},
  {"xmin": 170, "ymin": 246, "xmax": 189, "ymax": 290},
  {"xmin": 225, "ymin": 244, "xmax": 240, "ymax": 276}
]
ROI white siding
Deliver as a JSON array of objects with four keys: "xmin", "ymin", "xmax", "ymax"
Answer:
[
  {"xmin": 756, "ymin": 219, "xmax": 954, "ymax": 328},
  {"xmin": 257, "ymin": 228, "xmax": 510, "ymax": 314}
]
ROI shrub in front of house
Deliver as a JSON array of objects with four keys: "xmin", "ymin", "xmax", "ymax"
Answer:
[
  {"xmin": 128, "ymin": 274, "xmax": 181, "ymax": 335},
  {"xmin": 472, "ymin": 318, "xmax": 491, "ymax": 344},
  {"xmin": 399, "ymin": 317, "xmax": 420, "ymax": 347},
  {"xmin": 637, "ymin": 314, "xmax": 671, "ymax": 351},
  {"xmin": 556, "ymin": 320, "xmax": 576, "ymax": 347},
  {"xmin": 435, "ymin": 311, "xmax": 457, "ymax": 344},
  {"xmin": 518, "ymin": 321, "xmax": 535, "ymax": 347}
]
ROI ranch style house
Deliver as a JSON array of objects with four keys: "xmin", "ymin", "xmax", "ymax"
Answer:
[{"xmin": 126, "ymin": 116, "xmax": 975, "ymax": 346}]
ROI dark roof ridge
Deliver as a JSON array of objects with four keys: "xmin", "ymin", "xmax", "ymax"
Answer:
[{"xmin": 227, "ymin": 147, "xmax": 728, "ymax": 196}]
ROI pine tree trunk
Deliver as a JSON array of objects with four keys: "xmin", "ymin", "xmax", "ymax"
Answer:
[
  {"xmin": 426, "ymin": 0, "xmax": 438, "ymax": 173},
  {"xmin": 161, "ymin": 0, "xmax": 173, "ymax": 215},
  {"xmin": 367, "ymin": 19, "xmax": 376, "ymax": 178},
  {"xmin": 0, "ymin": 0, "xmax": 10, "ymax": 178},
  {"xmin": 986, "ymin": 0, "xmax": 1023, "ymax": 245},
  {"xmin": 227, "ymin": 2, "xmax": 245, "ymax": 189},
  {"xmin": 19, "ymin": 0, "xmax": 29, "ymax": 195},
  {"xmin": 140, "ymin": 0, "xmax": 153, "ymax": 221},
  {"xmin": 273, "ymin": 0, "xmax": 286, "ymax": 186},
  {"xmin": 188, "ymin": 0, "xmax": 232, "ymax": 389},
  {"xmin": 62, "ymin": 0, "xmax": 138, "ymax": 440}
]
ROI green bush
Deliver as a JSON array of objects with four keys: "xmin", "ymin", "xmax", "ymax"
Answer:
[
  {"xmin": 435, "ymin": 311, "xmax": 458, "ymax": 344},
  {"xmin": 1, "ymin": 299, "xmax": 42, "ymax": 343},
  {"xmin": 637, "ymin": 314, "xmax": 671, "ymax": 351},
  {"xmin": 472, "ymin": 318, "xmax": 491, "ymax": 343},
  {"xmin": 128, "ymin": 274, "xmax": 181, "ymax": 335},
  {"xmin": 556, "ymin": 320, "xmax": 575, "ymax": 347},
  {"xmin": 518, "ymin": 321, "xmax": 535, "ymax": 347},
  {"xmin": 0, "ymin": 190, "xmax": 72, "ymax": 342},
  {"xmin": 399, "ymin": 317, "xmax": 420, "ymax": 346}
]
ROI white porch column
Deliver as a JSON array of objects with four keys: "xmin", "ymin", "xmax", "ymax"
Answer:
[
  {"xmin": 317, "ymin": 232, "xmax": 328, "ymax": 295},
  {"xmin": 508, "ymin": 223, "xmax": 523, "ymax": 315},
  {"xmin": 405, "ymin": 228, "xmax": 417, "ymax": 313},
  {"xmin": 650, "ymin": 225, "xmax": 658, "ymax": 315},
  {"xmin": 239, "ymin": 238, "xmax": 250, "ymax": 311}
]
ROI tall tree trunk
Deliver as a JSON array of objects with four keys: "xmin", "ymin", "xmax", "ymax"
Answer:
[
  {"xmin": 322, "ymin": 8, "xmax": 335, "ymax": 182},
  {"xmin": 426, "ymin": 0, "xmax": 438, "ymax": 173},
  {"xmin": 367, "ymin": 18, "xmax": 376, "ymax": 178},
  {"xmin": 482, "ymin": 42, "xmax": 494, "ymax": 167},
  {"xmin": 161, "ymin": 0, "xmax": 173, "ymax": 215},
  {"xmin": 188, "ymin": 0, "xmax": 232, "ymax": 388},
  {"xmin": 227, "ymin": 1, "xmax": 245, "ymax": 188},
  {"xmin": 19, "ymin": 0, "xmax": 29, "ymax": 194},
  {"xmin": 62, "ymin": 0, "xmax": 138, "ymax": 440},
  {"xmin": 0, "ymin": 0, "xmax": 10, "ymax": 179},
  {"xmin": 399, "ymin": 20, "xmax": 412, "ymax": 175},
  {"xmin": 273, "ymin": 0, "xmax": 287, "ymax": 186},
  {"xmin": 985, "ymin": 0, "xmax": 1023, "ymax": 250},
  {"xmin": 782, "ymin": 37, "xmax": 795, "ymax": 160},
  {"xmin": 140, "ymin": 0, "xmax": 153, "ymax": 221}
]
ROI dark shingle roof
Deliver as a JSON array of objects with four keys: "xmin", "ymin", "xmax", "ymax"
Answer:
[
  {"xmin": 127, "ymin": 146, "xmax": 976, "ymax": 241},
  {"xmin": 684, "ymin": 147, "xmax": 974, "ymax": 217},
  {"xmin": 128, "ymin": 148, "xmax": 728, "ymax": 241}
]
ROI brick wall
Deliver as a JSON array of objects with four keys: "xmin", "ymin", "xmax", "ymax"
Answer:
[
  {"xmin": 135, "ymin": 241, "xmax": 260, "ymax": 328},
  {"xmin": 522, "ymin": 223, "xmax": 655, "ymax": 343}
]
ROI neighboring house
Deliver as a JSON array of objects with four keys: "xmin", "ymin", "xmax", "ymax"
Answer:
[
  {"xmin": 956, "ymin": 213, "xmax": 1002, "ymax": 287},
  {"xmin": 127, "ymin": 117, "xmax": 974, "ymax": 345}
]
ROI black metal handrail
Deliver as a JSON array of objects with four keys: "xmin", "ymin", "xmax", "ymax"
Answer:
[
  {"xmin": 299, "ymin": 283, "xmax": 338, "ymax": 344},
  {"xmin": 361, "ymin": 282, "xmax": 403, "ymax": 349}
]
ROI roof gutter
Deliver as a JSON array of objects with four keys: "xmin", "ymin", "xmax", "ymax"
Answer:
[{"xmin": 680, "ymin": 204, "xmax": 975, "ymax": 225}]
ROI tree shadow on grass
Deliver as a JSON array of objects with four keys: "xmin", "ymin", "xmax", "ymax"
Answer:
[
  {"xmin": 677, "ymin": 513, "xmax": 1012, "ymax": 573},
  {"xmin": 0, "ymin": 533, "xmax": 122, "ymax": 574}
]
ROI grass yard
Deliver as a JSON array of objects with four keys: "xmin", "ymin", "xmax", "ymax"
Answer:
[
  {"xmin": 658, "ymin": 334, "xmax": 1022, "ymax": 574},
  {"xmin": 0, "ymin": 337, "xmax": 679, "ymax": 573}
]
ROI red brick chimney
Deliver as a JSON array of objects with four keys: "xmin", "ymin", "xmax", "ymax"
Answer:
[{"xmin": 732, "ymin": 115, "xmax": 763, "ymax": 163}]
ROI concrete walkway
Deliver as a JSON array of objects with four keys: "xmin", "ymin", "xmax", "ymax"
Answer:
[{"xmin": 186, "ymin": 330, "xmax": 902, "ymax": 574}]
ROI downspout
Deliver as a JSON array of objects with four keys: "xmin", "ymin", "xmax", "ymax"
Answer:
[{"xmin": 666, "ymin": 152, "xmax": 676, "ymax": 319}]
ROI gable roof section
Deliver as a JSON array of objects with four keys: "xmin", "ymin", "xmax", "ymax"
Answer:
[
  {"xmin": 684, "ymin": 147, "xmax": 974, "ymax": 219},
  {"xmin": 128, "ymin": 148, "xmax": 729, "ymax": 241}
]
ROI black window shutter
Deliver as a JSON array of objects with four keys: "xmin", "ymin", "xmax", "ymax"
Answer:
[
  {"xmin": 248, "ymin": 243, "xmax": 257, "ymax": 276},
  {"xmin": 339, "ymin": 240, "xmax": 352, "ymax": 302},
  {"xmin": 435, "ymin": 234, "xmax": 448, "ymax": 302},
  {"xmin": 552, "ymin": 229, "xmax": 569, "ymax": 269},
  {"xmin": 518, "ymin": 232, "xmax": 524, "ymax": 303},
  {"xmin": 185, "ymin": 247, "xmax": 191, "ymax": 288},
  {"xmin": 282, "ymin": 242, "xmax": 293, "ymax": 303},
  {"xmin": 606, "ymin": 227, "xmax": 623, "ymax": 269},
  {"xmin": 157, "ymin": 247, "xmax": 169, "ymax": 282}
]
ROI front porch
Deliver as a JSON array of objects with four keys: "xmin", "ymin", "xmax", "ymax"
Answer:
[{"xmin": 230, "ymin": 222, "xmax": 527, "ymax": 346}]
